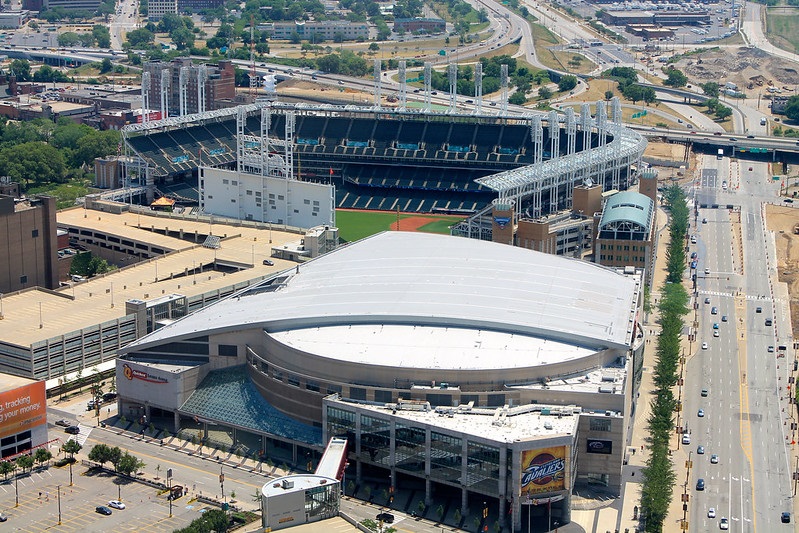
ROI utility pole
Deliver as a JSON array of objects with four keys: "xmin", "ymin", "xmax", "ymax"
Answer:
[
  {"xmin": 57, "ymin": 485, "xmax": 62, "ymax": 525},
  {"xmin": 167, "ymin": 468, "xmax": 173, "ymax": 518}
]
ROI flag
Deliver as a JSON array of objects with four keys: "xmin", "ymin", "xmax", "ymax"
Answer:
[{"xmin": 329, "ymin": 168, "xmax": 334, "ymax": 176}]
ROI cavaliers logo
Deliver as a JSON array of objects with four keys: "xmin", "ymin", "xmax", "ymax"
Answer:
[
  {"xmin": 123, "ymin": 364, "xmax": 133, "ymax": 380},
  {"xmin": 521, "ymin": 452, "xmax": 565, "ymax": 488}
]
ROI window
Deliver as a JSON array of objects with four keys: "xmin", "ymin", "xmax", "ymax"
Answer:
[
  {"xmin": 590, "ymin": 417, "xmax": 612, "ymax": 431},
  {"xmin": 349, "ymin": 387, "xmax": 366, "ymax": 400},
  {"xmin": 246, "ymin": 190, "xmax": 253, "ymax": 196},
  {"xmin": 222, "ymin": 179, "xmax": 229, "ymax": 184},
  {"xmin": 218, "ymin": 344, "xmax": 237, "ymax": 357},
  {"xmin": 231, "ymin": 199, "xmax": 236, "ymax": 203},
  {"xmin": 31, "ymin": 229, "xmax": 39, "ymax": 238},
  {"xmin": 304, "ymin": 199, "xmax": 310, "ymax": 205},
  {"xmin": 19, "ymin": 275, "xmax": 27, "ymax": 284},
  {"xmin": 231, "ymin": 181, "xmax": 238, "ymax": 185},
  {"xmin": 374, "ymin": 390, "xmax": 393, "ymax": 403},
  {"xmin": 288, "ymin": 375, "xmax": 300, "ymax": 387}
]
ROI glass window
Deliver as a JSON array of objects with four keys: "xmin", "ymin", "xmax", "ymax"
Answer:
[
  {"xmin": 361, "ymin": 414, "xmax": 391, "ymax": 466},
  {"xmin": 395, "ymin": 423, "xmax": 426, "ymax": 475},
  {"xmin": 589, "ymin": 418, "xmax": 611, "ymax": 431},
  {"xmin": 430, "ymin": 431, "xmax": 461, "ymax": 483},
  {"xmin": 466, "ymin": 441, "xmax": 500, "ymax": 494}
]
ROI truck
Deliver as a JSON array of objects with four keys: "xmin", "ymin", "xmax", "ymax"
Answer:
[{"xmin": 717, "ymin": 148, "xmax": 723, "ymax": 160}]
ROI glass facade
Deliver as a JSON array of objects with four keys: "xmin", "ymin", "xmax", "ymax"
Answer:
[
  {"xmin": 430, "ymin": 431, "xmax": 461, "ymax": 484},
  {"xmin": 466, "ymin": 441, "xmax": 500, "ymax": 494},
  {"xmin": 395, "ymin": 423, "xmax": 426, "ymax": 474},
  {"xmin": 327, "ymin": 407, "xmax": 356, "ymax": 443},
  {"xmin": 361, "ymin": 415, "xmax": 391, "ymax": 466},
  {"xmin": 305, "ymin": 483, "xmax": 339, "ymax": 520}
]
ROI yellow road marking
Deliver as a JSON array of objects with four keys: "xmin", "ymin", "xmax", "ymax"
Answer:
[{"xmin": 736, "ymin": 292, "xmax": 757, "ymax": 532}]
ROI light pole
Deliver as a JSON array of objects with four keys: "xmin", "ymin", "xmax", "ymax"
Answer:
[
  {"xmin": 14, "ymin": 467, "xmax": 18, "ymax": 507},
  {"xmin": 268, "ymin": 221, "xmax": 273, "ymax": 244},
  {"xmin": 167, "ymin": 468, "xmax": 173, "ymax": 518},
  {"xmin": 57, "ymin": 485, "xmax": 62, "ymax": 525}
]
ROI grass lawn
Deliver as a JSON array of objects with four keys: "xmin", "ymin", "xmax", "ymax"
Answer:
[
  {"xmin": 767, "ymin": 7, "xmax": 799, "ymax": 54},
  {"xmin": 336, "ymin": 210, "xmax": 464, "ymax": 242}
]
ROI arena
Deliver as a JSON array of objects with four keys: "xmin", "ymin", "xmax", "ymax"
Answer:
[{"xmin": 116, "ymin": 231, "xmax": 645, "ymax": 531}]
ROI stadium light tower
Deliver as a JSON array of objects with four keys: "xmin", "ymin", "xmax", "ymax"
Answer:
[
  {"xmin": 423, "ymin": 62, "xmax": 432, "ymax": 112},
  {"xmin": 160, "ymin": 68, "xmax": 170, "ymax": 120},
  {"xmin": 448, "ymin": 62, "xmax": 457, "ymax": 114},
  {"xmin": 474, "ymin": 62, "xmax": 483, "ymax": 114},
  {"xmin": 500, "ymin": 64, "xmax": 509, "ymax": 113},
  {"xmin": 141, "ymin": 71, "xmax": 151, "ymax": 124},
  {"xmin": 398, "ymin": 60, "xmax": 407, "ymax": 112},
  {"xmin": 374, "ymin": 59, "xmax": 382, "ymax": 109}
]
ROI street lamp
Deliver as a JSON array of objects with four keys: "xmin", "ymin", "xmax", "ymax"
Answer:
[
  {"xmin": 57, "ymin": 485, "xmax": 62, "ymax": 525},
  {"xmin": 268, "ymin": 221, "xmax": 273, "ymax": 244},
  {"xmin": 14, "ymin": 467, "xmax": 18, "ymax": 507}
]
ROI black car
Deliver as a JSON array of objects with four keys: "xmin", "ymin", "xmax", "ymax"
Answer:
[
  {"xmin": 102, "ymin": 392, "xmax": 117, "ymax": 401},
  {"xmin": 65, "ymin": 425, "xmax": 80, "ymax": 435},
  {"xmin": 376, "ymin": 512, "xmax": 395, "ymax": 524},
  {"xmin": 96, "ymin": 505, "xmax": 112, "ymax": 515},
  {"xmin": 782, "ymin": 512, "xmax": 791, "ymax": 523}
]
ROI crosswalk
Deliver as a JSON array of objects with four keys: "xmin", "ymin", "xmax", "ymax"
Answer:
[
  {"xmin": 697, "ymin": 290, "xmax": 784, "ymax": 304},
  {"xmin": 67, "ymin": 424, "xmax": 93, "ymax": 447}
]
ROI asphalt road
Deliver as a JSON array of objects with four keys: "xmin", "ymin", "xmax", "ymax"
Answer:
[{"xmin": 685, "ymin": 152, "xmax": 794, "ymax": 532}]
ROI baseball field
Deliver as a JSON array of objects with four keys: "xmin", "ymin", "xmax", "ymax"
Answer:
[{"xmin": 336, "ymin": 209, "xmax": 467, "ymax": 242}]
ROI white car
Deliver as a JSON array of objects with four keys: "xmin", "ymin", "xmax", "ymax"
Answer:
[
  {"xmin": 713, "ymin": 330, "xmax": 719, "ymax": 337},
  {"xmin": 702, "ymin": 342, "xmax": 708, "ymax": 350},
  {"xmin": 708, "ymin": 507, "xmax": 716, "ymax": 518},
  {"xmin": 108, "ymin": 500, "xmax": 126, "ymax": 510},
  {"xmin": 720, "ymin": 517, "xmax": 729, "ymax": 530}
]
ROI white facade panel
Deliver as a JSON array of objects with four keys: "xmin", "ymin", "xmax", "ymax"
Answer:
[{"xmin": 200, "ymin": 167, "xmax": 334, "ymax": 229}]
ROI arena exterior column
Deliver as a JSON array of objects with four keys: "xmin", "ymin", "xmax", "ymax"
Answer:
[
  {"xmin": 173, "ymin": 412, "xmax": 180, "ymax": 434},
  {"xmin": 461, "ymin": 487, "xmax": 469, "ymax": 517},
  {"xmin": 425, "ymin": 476, "xmax": 432, "ymax": 507}
]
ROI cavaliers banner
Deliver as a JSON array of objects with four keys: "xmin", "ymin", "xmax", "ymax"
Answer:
[
  {"xmin": 0, "ymin": 381, "xmax": 46, "ymax": 438},
  {"xmin": 520, "ymin": 446, "xmax": 567, "ymax": 496}
]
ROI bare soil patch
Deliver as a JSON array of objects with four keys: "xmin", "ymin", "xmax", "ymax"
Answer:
[{"xmin": 766, "ymin": 204, "xmax": 799, "ymax": 337}]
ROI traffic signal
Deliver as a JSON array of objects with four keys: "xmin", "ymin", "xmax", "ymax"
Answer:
[{"xmin": 483, "ymin": 507, "xmax": 488, "ymax": 519}]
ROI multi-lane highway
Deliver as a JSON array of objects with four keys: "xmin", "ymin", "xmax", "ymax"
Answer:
[{"xmin": 685, "ymin": 151, "xmax": 794, "ymax": 531}]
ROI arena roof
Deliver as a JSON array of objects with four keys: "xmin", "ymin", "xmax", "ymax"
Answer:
[
  {"xmin": 599, "ymin": 191, "xmax": 654, "ymax": 231},
  {"xmin": 124, "ymin": 232, "xmax": 641, "ymax": 354}
]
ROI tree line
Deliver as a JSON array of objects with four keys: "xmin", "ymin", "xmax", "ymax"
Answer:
[{"xmin": 640, "ymin": 184, "xmax": 690, "ymax": 531}]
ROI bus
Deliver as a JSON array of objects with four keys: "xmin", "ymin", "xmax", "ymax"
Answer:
[
  {"xmin": 717, "ymin": 148, "xmax": 723, "ymax": 160},
  {"xmin": 589, "ymin": 41, "xmax": 603, "ymax": 47}
]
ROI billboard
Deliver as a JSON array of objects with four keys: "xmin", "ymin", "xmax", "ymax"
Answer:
[
  {"xmin": 520, "ymin": 446, "xmax": 567, "ymax": 496},
  {"xmin": 0, "ymin": 381, "xmax": 46, "ymax": 437},
  {"xmin": 587, "ymin": 439, "xmax": 613, "ymax": 455}
]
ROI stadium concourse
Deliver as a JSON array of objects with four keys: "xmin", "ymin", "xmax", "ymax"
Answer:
[{"xmin": 115, "ymin": 231, "xmax": 645, "ymax": 532}]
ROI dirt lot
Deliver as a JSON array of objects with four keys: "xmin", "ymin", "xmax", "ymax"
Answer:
[
  {"xmin": 766, "ymin": 205, "xmax": 799, "ymax": 337},
  {"xmin": 673, "ymin": 46, "xmax": 799, "ymax": 91}
]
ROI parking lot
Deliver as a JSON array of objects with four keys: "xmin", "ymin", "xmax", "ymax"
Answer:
[{"xmin": 0, "ymin": 443, "xmax": 214, "ymax": 532}]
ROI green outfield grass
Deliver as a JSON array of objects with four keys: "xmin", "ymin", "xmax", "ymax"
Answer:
[{"xmin": 336, "ymin": 210, "xmax": 465, "ymax": 242}]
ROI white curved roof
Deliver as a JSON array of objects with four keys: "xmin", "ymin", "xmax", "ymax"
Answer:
[{"xmin": 124, "ymin": 232, "xmax": 640, "ymax": 353}]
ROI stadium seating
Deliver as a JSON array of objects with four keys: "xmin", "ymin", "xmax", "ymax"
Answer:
[{"xmin": 125, "ymin": 112, "xmax": 570, "ymax": 214}]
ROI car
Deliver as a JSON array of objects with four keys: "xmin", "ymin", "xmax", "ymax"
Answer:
[
  {"xmin": 721, "ymin": 315, "xmax": 728, "ymax": 322},
  {"xmin": 713, "ymin": 131, "xmax": 722, "ymax": 136},
  {"xmin": 701, "ymin": 388, "xmax": 708, "ymax": 397},
  {"xmin": 691, "ymin": 235, "xmax": 697, "ymax": 244},
  {"xmin": 782, "ymin": 512, "xmax": 791, "ymax": 523},
  {"xmin": 756, "ymin": 306, "xmax": 762, "ymax": 313},
  {"xmin": 708, "ymin": 507, "xmax": 716, "ymax": 518},
  {"xmin": 702, "ymin": 342, "xmax": 708, "ymax": 350},
  {"xmin": 0, "ymin": 512, "xmax": 6, "ymax": 522},
  {"xmin": 711, "ymin": 307, "xmax": 718, "ymax": 315},
  {"xmin": 704, "ymin": 297, "xmax": 711, "ymax": 304},
  {"xmin": 702, "ymin": 218, "xmax": 707, "ymax": 224},
  {"xmin": 710, "ymin": 454, "xmax": 719, "ymax": 464},
  {"xmin": 765, "ymin": 318, "xmax": 772, "ymax": 326},
  {"xmin": 713, "ymin": 323, "xmax": 719, "ymax": 329},
  {"xmin": 704, "ymin": 268, "xmax": 710, "ymax": 275},
  {"xmin": 102, "ymin": 392, "xmax": 117, "ymax": 401},
  {"xmin": 729, "ymin": 137, "xmax": 738, "ymax": 141},
  {"xmin": 696, "ymin": 478, "xmax": 705, "ymax": 490},
  {"xmin": 337, "ymin": 80, "xmax": 343, "ymax": 85},
  {"xmin": 719, "ymin": 517, "xmax": 728, "ymax": 529},
  {"xmin": 682, "ymin": 433, "xmax": 691, "ymax": 444},
  {"xmin": 65, "ymin": 425, "xmax": 80, "ymax": 434},
  {"xmin": 431, "ymin": 91, "xmax": 438, "ymax": 95},
  {"xmin": 698, "ymin": 409, "xmax": 704, "ymax": 417},
  {"xmin": 697, "ymin": 445, "xmax": 705, "ymax": 454},
  {"xmin": 55, "ymin": 419, "xmax": 71, "ymax": 427},
  {"xmin": 747, "ymin": 134, "xmax": 755, "ymax": 138},
  {"xmin": 108, "ymin": 500, "xmax": 125, "ymax": 510},
  {"xmin": 691, "ymin": 252, "xmax": 697, "ymax": 259},
  {"xmin": 691, "ymin": 260, "xmax": 698, "ymax": 269},
  {"xmin": 376, "ymin": 512, "xmax": 395, "ymax": 523},
  {"xmin": 262, "ymin": 259, "xmax": 274, "ymax": 266},
  {"xmin": 713, "ymin": 330, "xmax": 719, "ymax": 337},
  {"xmin": 96, "ymin": 506, "xmax": 112, "ymax": 515},
  {"xmin": 768, "ymin": 346, "xmax": 775, "ymax": 353},
  {"xmin": 748, "ymin": 167, "xmax": 753, "ymax": 171}
]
